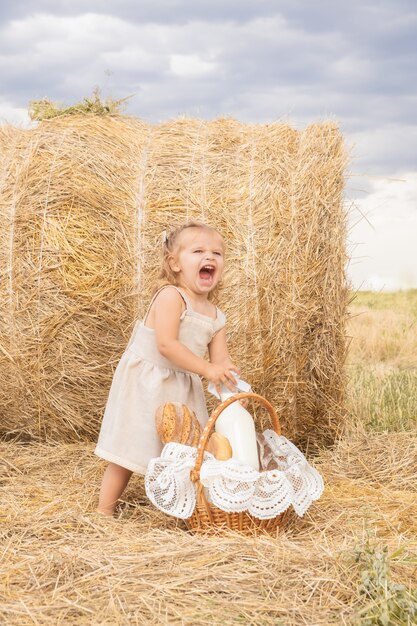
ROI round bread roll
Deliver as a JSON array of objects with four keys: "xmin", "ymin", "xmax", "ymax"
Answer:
[{"xmin": 206, "ymin": 432, "xmax": 233, "ymax": 460}]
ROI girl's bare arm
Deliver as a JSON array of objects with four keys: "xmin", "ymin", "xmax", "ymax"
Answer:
[
  {"xmin": 153, "ymin": 289, "xmax": 236, "ymax": 391},
  {"xmin": 208, "ymin": 327, "xmax": 239, "ymax": 372},
  {"xmin": 153, "ymin": 288, "xmax": 207, "ymax": 374},
  {"xmin": 208, "ymin": 327, "xmax": 248, "ymax": 404}
]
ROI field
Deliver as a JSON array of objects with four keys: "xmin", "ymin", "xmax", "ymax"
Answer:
[
  {"xmin": 1, "ymin": 290, "xmax": 416, "ymax": 625},
  {"xmin": 346, "ymin": 289, "xmax": 417, "ymax": 432}
]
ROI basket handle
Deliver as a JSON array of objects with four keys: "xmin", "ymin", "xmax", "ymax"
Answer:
[{"xmin": 190, "ymin": 392, "xmax": 281, "ymax": 483}]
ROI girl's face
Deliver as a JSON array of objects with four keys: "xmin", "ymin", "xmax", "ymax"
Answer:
[{"xmin": 170, "ymin": 228, "xmax": 225, "ymax": 295}]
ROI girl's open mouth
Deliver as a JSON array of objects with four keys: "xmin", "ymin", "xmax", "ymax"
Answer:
[{"xmin": 199, "ymin": 265, "xmax": 215, "ymax": 283}]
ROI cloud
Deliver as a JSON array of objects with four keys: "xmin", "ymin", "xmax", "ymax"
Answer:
[
  {"xmin": 0, "ymin": 1, "xmax": 281, "ymax": 24},
  {"xmin": 169, "ymin": 54, "xmax": 217, "ymax": 77},
  {"xmin": 0, "ymin": 5, "xmax": 415, "ymax": 141},
  {"xmin": 347, "ymin": 172, "xmax": 417, "ymax": 290},
  {"xmin": 0, "ymin": 98, "xmax": 31, "ymax": 125}
]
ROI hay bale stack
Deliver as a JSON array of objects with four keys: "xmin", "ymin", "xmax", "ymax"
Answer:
[{"xmin": 0, "ymin": 115, "xmax": 348, "ymax": 446}]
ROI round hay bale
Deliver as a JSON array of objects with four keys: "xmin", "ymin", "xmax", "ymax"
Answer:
[{"xmin": 0, "ymin": 115, "xmax": 348, "ymax": 447}]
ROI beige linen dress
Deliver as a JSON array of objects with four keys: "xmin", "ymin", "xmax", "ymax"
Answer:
[{"xmin": 95, "ymin": 286, "xmax": 226, "ymax": 474}]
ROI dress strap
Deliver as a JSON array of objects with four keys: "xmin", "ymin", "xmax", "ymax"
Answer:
[
  {"xmin": 126, "ymin": 319, "xmax": 142, "ymax": 349},
  {"xmin": 174, "ymin": 287, "xmax": 193, "ymax": 312},
  {"xmin": 212, "ymin": 308, "xmax": 226, "ymax": 334},
  {"xmin": 143, "ymin": 285, "xmax": 189, "ymax": 325}
]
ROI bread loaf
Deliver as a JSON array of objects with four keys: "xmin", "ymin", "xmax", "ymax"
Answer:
[
  {"xmin": 206, "ymin": 432, "xmax": 233, "ymax": 460},
  {"xmin": 155, "ymin": 402, "xmax": 201, "ymax": 447}
]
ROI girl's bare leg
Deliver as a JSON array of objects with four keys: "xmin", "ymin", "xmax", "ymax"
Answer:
[{"xmin": 97, "ymin": 462, "xmax": 133, "ymax": 516}]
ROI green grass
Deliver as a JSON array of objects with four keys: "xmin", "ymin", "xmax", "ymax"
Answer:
[
  {"xmin": 354, "ymin": 541, "xmax": 417, "ymax": 626},
  {"xmin": 28, "ymin": 88, "xmax": 130, "ymax": 121},
  {"xmin": 347, "ymin": 289, "xmax": 417, "ymax": 433},
  {"xmin": 347, "ymin": 366, "xmax": 417, "ymax": 432},
  {"xmin": 350, "ymin": 289, "xmax": 417, "ymax": 316}
]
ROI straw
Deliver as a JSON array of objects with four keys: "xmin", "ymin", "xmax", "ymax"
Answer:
[
  {"xmin": 0, "ymin": 115, "xmax": 348, "ymax": 447},
  {"xmin": 1, "ymin": 429, "xmax": 415, "ymax": 625}
]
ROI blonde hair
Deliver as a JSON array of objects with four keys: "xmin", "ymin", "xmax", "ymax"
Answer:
[{"xmin": 154, "ymin": 221, "xmax": 224, "ymax": 300}]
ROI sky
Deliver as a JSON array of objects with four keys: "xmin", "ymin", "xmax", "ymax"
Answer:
[{"xmin": 1, "ymin": 0, "xmax": 416, "ymax": 291}]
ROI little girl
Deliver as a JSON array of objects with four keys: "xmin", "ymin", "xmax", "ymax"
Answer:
[{"xmin": 95, "ymin": 221, "xmax": 241, "ymax": 515}]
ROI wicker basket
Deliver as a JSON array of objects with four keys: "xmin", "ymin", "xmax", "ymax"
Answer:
[{"xmin": 186, "ymin": 392, "xmax": 290, "ymax": 535}]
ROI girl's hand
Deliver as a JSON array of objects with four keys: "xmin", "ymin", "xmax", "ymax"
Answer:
[
  {"xmin": 221, "ymin": 361, "xmax": 248, "ymax": 406},
  {"xmin": 204, "ymin": 363, "xmax": 238, "ymax": 396}
]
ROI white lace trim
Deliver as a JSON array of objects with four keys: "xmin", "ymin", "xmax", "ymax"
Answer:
[{"xmin": 145, "ymin": 430, "xmax": 324, "ymax": 520}]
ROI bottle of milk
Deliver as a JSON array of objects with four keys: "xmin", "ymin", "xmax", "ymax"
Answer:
[{"xmin": 208, "ymin": 374, "xmax": 260, "ymax": 471}]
